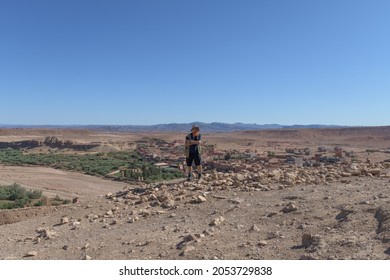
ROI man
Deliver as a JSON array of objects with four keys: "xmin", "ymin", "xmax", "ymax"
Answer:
[{"xmin": 185, "ymin": 125, "xmax": 202, "ymax": 181}]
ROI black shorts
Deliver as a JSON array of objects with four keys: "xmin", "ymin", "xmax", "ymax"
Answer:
[{"xmin": 186, "ymin": 153, "xmax": 201, "ymax": 167}]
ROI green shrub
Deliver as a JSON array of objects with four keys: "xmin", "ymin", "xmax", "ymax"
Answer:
[
  {"xmin": 27, "ymin": 189, "xmax": 43, "ymax": 199},
  {"xmin": 34, "ymin": 200, "xmax": 44, "ymax": 207},
  {"xmin": 0, "ymin": 201, "xmax": 13, "ymax": 209},
  {"xmin": 0, "ymin": 183, "xmax": 42, "ymax": 208},
  {"xmin": 267, "ymin": 151, "xmax": 276, "ymax": 158},
  {"xmin": 13, "ymin": 197, "xmax": 29, "ymax": 208},
  {"xmin": 0, "ymin": 183, "xmax": 26, "ymax": 200}
]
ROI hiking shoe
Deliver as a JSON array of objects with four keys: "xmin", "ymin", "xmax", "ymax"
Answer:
[
  {"xmin": 187, "ymin": 174, "xmax": 192, "ymax": 181},
  {"xmin": 198, "ymin": 173, "xmax": 202, "ymax": 180}
]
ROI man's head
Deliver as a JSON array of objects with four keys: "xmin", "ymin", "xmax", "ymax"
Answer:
[{"xmin": 191, "ymin": 125, "xmax": 200, "ymax": 136}]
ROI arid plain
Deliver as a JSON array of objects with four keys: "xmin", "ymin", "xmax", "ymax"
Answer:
[{"xmin": 0, "ymin": 127, "xmax": 390, "ymax": 260}]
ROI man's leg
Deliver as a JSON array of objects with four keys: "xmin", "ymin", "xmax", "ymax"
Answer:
[
  {"xmin": 186, "ymin": 155, "xmax": 194, "ymax": 181},
  {"xmin": 197, "ymin": 165, "xmax": 202, "ymax": 179},
  {"xmin": 187, "ymin": 166, "xmax": 193, "ymax": 181},
  {"xmin": 194, "ymin": 153, "xmax": 202, "ymax": 179}
]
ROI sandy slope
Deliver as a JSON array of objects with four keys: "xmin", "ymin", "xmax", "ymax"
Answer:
[{"xmin": 0, "ymin": 165, "xmax": 128, "ymax": 199}]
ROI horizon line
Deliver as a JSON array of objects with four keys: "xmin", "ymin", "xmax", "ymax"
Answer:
[{"xmin": 0, "ymin": 122, "xmax": 350, "ymax": 127}]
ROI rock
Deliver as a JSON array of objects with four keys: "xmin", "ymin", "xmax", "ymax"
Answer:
[
  {"xmin": 340, "ymin": 179, "xmax": 351, "ymax": 184},
  {"xmin": 33, "ymin": 237, "xmax": 41, "ymax": 244},
  {"xmin": 183, "ymin": 234, "xmax": 197, "ymax": 242},
  {"xmin": 258, "ymin": 240, "xmax": 268, "ymax": 246},
  {"xmin": 196, "ymin": 195, "xmax": 207, "ymax": 203},
  {"xmin": 26, "ymin": 251, "xmax": 38, "ymax": 257},
  {"xmin": 347, "ymin": 163, "xmax": 360, "ymax": 172},
  {"xmin": 298, "ymin": 224, "xmax": 307, "ymax": 230},
  {"xmin": 198, "ymin": 178, "xmax": 205, "ymax": 184},
  {"xmin": 176, "ymin": 241, "xmax": 187, "ymax": 250},
  {"xmin": 249, "ymin": 224, "xmax": 260, "ymax": 232},
  {"xmin": 70, "ymin": 221, "xmax": 81, "ymax": 228},
  {"xmin": 359, "ymin": 200, "xmax": 370, "ymax": 205},
  {"xmin": 106, "ymin": 192, "xmax": 113, "ymax": 199},
  {"xmin": 367, "ymin": 169, "xmax": 381, "ymax": 176},
  {"xmin": 267, "ymin": 231, "xmax": 280, "ymax": 239},
  {"xmin": 194, "ymin": 233, "xmax": 205, "ymax": 239},
  {"xmin": 84, "ymin": 255, "xmax": 92, "ymax": 260},
  {"xmin": 284, "ymin": 171, "xmax": 298, "ymax": 181},
  {"xmin": 235, "ymin": 174, "xmax": 245, "ymax": 181},
  {"xmin": 302, "ymin": 233, "xmax": 321, "ymax": 248},
  {"xmin": 86, "ymin": 214, "xmax": 98, "ymax": 222},
  {"xmin": 142, "ymin": 211, "xmax": 151, "ymax": 217},
  {"xmin": 229, "ymin": 198, "xmax": 245, "ymax": 204},
  {"xmin": 375, "ymin": 206, "xmax": 390, "ymax": 242},
  {"xmin": 137, "ymin": 240, "xmax": 152, "ymax": 247},
  {"xmin": 203, "ymin": 229, "xmax": 215, "ymax": 236},
  {"xmin": 259, "ymin": 178, "xmax": 270, "ymax": 185},
  {"xmin": 60, "ymin": 217, "xmax": 69, "ymax": 225},
  {"xmin": 267, "ymin": 212, "xmax": 280, "ymax": 218},
  {"xmin": 282, "ymin": 203, "xmax": 298, "ymax": 213},
  {"xmin": 268, "ymin": 169, "xmax": 282, "ymax": 179},
  {"xmin": 157, "ymin": 193, "xmax": 173, "ymax": 203},
  {"xmin": 180, "ymin": 245, "xmax": 195, "ymax": 256},
  {"xmin": 340, "ymin": 239, "xmax": 356, "ymax": 247},
  {"xmin": 137, "ymin": 196, "xmax": 149, "ymax": 204},
  {"xmin": 336, "ymin": 208, "xmax": 354, "ymax": 222},
  {"xmin": 161, "ymin": 199, "xmax": 175, "ymax": 209},
  {"xmin": 128, "ymin": 217, "xmax": 140, "ymax": 223},
  {"xmin": 209, "ymin": 216, "xmax": 225, "ymax": 227},
  {"xmin": 36, "ymin": 228, "xmax": 58, "ymax": 239},
  {"xmin": 340, "ymin": 172, "xmax": 352, "ymax": 177}
]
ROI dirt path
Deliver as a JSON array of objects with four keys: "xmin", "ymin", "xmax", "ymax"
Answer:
[{"xmin": 0, "ymin": 165, "xmax": 129, "ymax": 199}]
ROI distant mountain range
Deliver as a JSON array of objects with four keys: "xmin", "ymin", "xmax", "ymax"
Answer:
[{"xmin": 0, "ymin": 122, "xmax": 345, "ymax": 132}]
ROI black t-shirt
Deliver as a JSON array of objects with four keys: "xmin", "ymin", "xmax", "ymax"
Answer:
[{"xmin": 186, "ymin": 133, "xmax": 201, "ymax": 154}]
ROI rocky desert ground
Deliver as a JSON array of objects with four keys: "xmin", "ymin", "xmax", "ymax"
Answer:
[{"xmin": 0, "ymin": 127, "xmax": 390, "ymax": 260}]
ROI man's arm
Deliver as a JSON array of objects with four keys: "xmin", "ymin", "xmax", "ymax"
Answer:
[
  {"xmin": 192, "ymin": 135, "xmax": 201, "ymax": 145},
  {"xmin": 185, "ymin": 135, "xmax": 201, "ymax": 146},
  {"xmin": 185, "ymin": 136, "xmax": 192, "ymax": 147},
  {"xmin": 186, "ymin": 140, "xmax": 200, "ymax": 145},
  {"xmin": 191, "ymin": 134, "xmax": 201, "ymax": 145}
]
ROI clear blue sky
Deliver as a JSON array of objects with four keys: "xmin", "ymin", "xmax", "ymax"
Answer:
[{"xmin": 0, "ymin": 0, "xmax": 389, "ymax": 126}]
